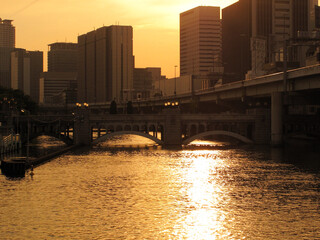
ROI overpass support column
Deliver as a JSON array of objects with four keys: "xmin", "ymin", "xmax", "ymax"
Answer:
[
  {"xmin": 163, "ymin": 108, "xmax": 181, "ymax": 148},
  {"xmin": 271, "ymin": 92, "xmax": 283, "ymax": 146}
]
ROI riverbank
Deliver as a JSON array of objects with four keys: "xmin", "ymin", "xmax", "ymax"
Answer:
[
  {"xmin": 1, "ymin": 144, "xmax": 82, "ymax": 177},
  {"xmin": 26, "ymin": 144, "xmax": 81, "ymax": 169}
]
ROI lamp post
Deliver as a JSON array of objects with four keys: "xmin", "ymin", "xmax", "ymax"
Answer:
[{"xmin": 174, "ymin": 65, "xmax": 178, "ymax": 96}]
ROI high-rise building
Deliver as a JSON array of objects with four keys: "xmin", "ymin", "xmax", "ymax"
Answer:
[
  {"xmin": 180, "ymin": 6, "xmax": 221, "ymax": 76},
  {"xmin": 222, "ymin": 0, "xmax": 319, "ymax": 82},
  {"xmin": 11, "ymin": 49, "xmax": 43, "ymax": 102},
  {"xmin": 48, "ymin": 42, "xmax": 78, "ymax": 72},
  {"xmin": 133, "ymin": 68, "xmax": 153, "ymax": 99},
  {"xmin": 0, "ymin": 18, "xmax": 15, "ymax": 88},
  {"xmin": 0, "ymin": 48, "xmax": 12, "ymax": 88},
  {"xmin": 78, "ymin": 25, "xmax": 133, "ymax": 103},
  {"xmin": 39, "ymin": 42, "xmax": 78, "ymax": 105},
  {"xmin": 39, "ymin": 72, "xmax": 77, "ymax": 104},
  {"xmin": 222, "ymin": 0, "xmax": 252, "ymax": 82},
  {"xmin": 0, "ymin": 18, "xmax": 15, "ymax": 48}
]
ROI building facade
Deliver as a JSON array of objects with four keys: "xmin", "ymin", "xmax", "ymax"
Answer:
[
  {"xmin": 0, "ymin": 19, "xmax": 15, "ymax": 48},
  {"xmin": 0, "ymin": 18, "xmax": 15, "ymax": 88},
  {"xmin": 78, "ymin": 25, "xmax": 134, "ymax": 104},
  {"xmin": 133, "ymin": 68, "xmax": 153, "ymax": 99},
  {"xmin": 39, "ymin": 72, "xmax": 77, "ymax": 104},
  {"xmin": 11, "ymin": 49, "xmax": 43, "ymax": 102},
  {"xmin": 48, "ymin": 42, "xmax": 78, "ymax": 72},
  {"xmin": 180, "ymin": 6, "xmax": 221, "ymax": 76},
  {"xmin": 222, "ymin": 0, "xmax": 319, "ymax": 82}
]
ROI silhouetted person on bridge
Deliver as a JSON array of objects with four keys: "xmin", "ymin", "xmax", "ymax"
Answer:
[
  {"xmin": 110, "ymin": 99, "xmax": 117, "ymax": 114},
  {"xmin": 127, "ymin": 101, "xmax": 133, "ymax": 114}
]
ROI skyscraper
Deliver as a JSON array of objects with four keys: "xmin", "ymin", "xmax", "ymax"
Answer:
[
  {"xmin": 0, "ymin": 18, "xmax": 15, "ymax": 48},
  {"xmin": 222, "ymin": 0, "xmax": 252, "ymax": 82},
  {"xmin": 0, "ymin": 18, "xmax": 15, "ymax": 88},
  {"xmin": 78, "ymin": 25, "xmax": 133, "ymax": 104},
  {"xmin": 11, "ymin": 49, "xmax": 43, "ymax": 102},
  {"xmin": 180, "ymin": 6, "xmax": 221, "ymax": 76},
  {"xmin": 222, "ymin": 0, "xmax": 319, "ymax": 82},
  {"xmin": 48, "ymin": 42, "xmax": 78, "ymax": 72}
]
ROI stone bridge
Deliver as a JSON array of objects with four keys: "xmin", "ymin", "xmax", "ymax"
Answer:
[
  {"xmin": 14, "ymin": 108, "xmax": 270, "ymax": 147},
  {"xmin": 74, "ymin": 108, "xmax": 270, "ymax": 147}
]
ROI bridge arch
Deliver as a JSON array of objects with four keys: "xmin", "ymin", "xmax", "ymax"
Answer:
[
  {"xmin": 92, "ymin": 131, "xmax": 164, "ymax": 145},
  {"xmin": 183, "ymin": 130, "xmax": 254, "ymax": 145}
]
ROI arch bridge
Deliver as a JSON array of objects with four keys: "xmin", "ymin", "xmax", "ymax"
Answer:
[
  {"xmin": 74, "ymin": 108, "xmax": 269, "ymax": 147},
  {"xmin": 12, "ymin": 108, "xmax": 269, "ymax": 147}
]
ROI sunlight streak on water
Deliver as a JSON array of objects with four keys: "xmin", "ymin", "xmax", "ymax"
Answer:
[{"xmin": 172, "ymin": 150, "xmax": 230, "ymax": 239}]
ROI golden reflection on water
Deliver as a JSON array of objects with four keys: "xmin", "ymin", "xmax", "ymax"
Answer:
[{"xmin": 173, "ymin": 150, "xmax": 230, "ymax": 239}]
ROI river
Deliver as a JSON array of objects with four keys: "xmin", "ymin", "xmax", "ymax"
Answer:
[{"xmin": 1, "ymin": 136, "xmax": 320, "ymax": 239}]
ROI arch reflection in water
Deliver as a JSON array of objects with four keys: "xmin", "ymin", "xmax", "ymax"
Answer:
[{"xmin": 96, "ymin": 134, "xmax": 160, "ymax": 149}]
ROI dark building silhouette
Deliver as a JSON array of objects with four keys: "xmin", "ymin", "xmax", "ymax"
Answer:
[
  {"xmin": 78, "ymin": 25, "xmax": 133, "ymax": 104},
  {"xmin": 40, "ymin": 42, "xmax": 78, "ymax": 104},
  {"xmin": 0, "ymin": 18, "xmax": 15, "ymax": 88},
  {"xmin": 48, "ymin": 42, "xmax": 78, "ymax": 72},
  {"xmin": 0, "ymin": 18, "xmax": 15, "ymax": 48},
  {"xmin": 222, "ymin": 0, "xmax": 252, "ymax": 83},
  {"xmin": 11, "ymin": 49, "xmax": 43, "ymax": 103},
  {"xmin": 133, "ymin": 68, "xmax": 153, "ymax": 99},
  {"xmin": 0, "ymin": 48, "xmax": 12, "ymax": 88},
  {"xmin": 316, "ymin": 5, "xmax": 320, "ymax": 28},
  {"xmin": 222, "ymin": 0, "xmax": 319, "ymax": 83},
  {"xmin": 39, "ymin": 72, "xmax": 77, "ymax": 104},
  {"xmin": 180, "ymin": 6, "xmax": 221, "ymax": 76}
]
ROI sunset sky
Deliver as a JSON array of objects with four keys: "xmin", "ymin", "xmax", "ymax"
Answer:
[{"xmin": 3, "ymin": 0, "xmax": 238, "ymax": 77}]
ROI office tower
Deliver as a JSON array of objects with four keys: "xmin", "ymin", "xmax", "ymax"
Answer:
[
  {"xmin": 222, "ymin": 0, "xmax": 252, "ymax": 82},
  {"xmin": 222, "ymin": 0, "xmax": 319, "ymax": 82},
  {"xmin": 78, "ymin": 25, "xmax": 133, "ymax": 103},
  {"xmin": 39, "ymin": 72, "xmax": 77, "ymax": 104},
  {"xmin": 180, "ymin": 6, "xmax": 221, "ymax": 76},
  {"xmin": 0, "ymin": 18, "xmax": 15, "ymax": 48},
  {"xmin": 48, "ymin": 42, "xmax": 78, "ymax": 72},
  {"xmin": 11, "ymin": 49, "xmax": 43, "ymax": 102},
  {"xmin": 40, "ymin": 42, "xmax": 78, "ymax": 104},
  {"xmin": 0, "ymin": 48, "xmax": 12, "ymax": 88},
  {"xmin": 0, "ymin": 18, "xmax": 15, "ymax": 88},
  {"xmin": 133, "ymin": 68, "xmax": 153, "ymax": 99}
]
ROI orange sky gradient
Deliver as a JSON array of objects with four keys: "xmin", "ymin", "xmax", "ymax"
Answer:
[{"xmin": 3, "ymin": 0, "xmax": 239, "ymax": 77}]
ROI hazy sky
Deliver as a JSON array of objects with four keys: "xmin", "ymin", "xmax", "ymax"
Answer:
[{"xmin": 3, "ymin": 0, "xmax": 238, "ymax": 77}]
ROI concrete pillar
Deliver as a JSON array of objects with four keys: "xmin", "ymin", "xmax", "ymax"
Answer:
[
  {"xmin": 271, "ymin": 92, "xmax": 283, "ymax": 146},
  {"xmin": 163, "ymin": 108, "xmax": 181, "ymax": 148},
  {"xmin": 74, "ymin": 109, "xmax": 91, "ymax": 145}
]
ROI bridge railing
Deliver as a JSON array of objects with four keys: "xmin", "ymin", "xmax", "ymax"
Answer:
[{"xmin": 0, "ymin": 134, "xmax": 21, "ymax": 154}]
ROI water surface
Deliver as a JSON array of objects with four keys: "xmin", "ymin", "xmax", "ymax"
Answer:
[{"xmin": 1, "ymin": 136, "xmax": 320, "ymax": 239}]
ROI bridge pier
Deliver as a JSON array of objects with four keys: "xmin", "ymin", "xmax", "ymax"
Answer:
[
  {"xmin": 271, "ymin": 92, "xmax": 283, "ymax": 146},
  {"xmin": 163, "ymin": 108, "xmax": 182, "ymax": 148},
  {"xmin": 74, "ymin": 109, "xmax": 91, "ymax": 145}
]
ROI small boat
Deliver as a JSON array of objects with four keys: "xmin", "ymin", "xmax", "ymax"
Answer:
[{"xmin": 1, "ymin": 158, "xmax": 27, "ymax": 177}]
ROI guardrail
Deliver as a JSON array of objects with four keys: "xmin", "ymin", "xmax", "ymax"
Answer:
[{"xmin": 0, "ymin": 134, "xmax": 21, "ymax": 155}]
